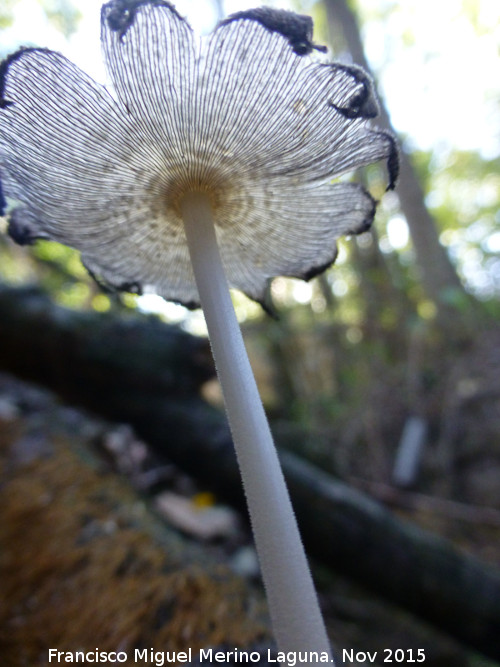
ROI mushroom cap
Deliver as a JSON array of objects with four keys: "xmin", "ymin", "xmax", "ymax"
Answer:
[{"xmin": 0, "ymin": 0, "xmax": 397, "ymax": 308}]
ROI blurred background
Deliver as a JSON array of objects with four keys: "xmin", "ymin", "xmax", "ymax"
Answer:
[
  {"xmin": 1, "ymin": 0, "xmax": 499, "ymax": 506},
  {"xmin": 0, "ymin": 1, "xmax": 499, "ymax": 665}
]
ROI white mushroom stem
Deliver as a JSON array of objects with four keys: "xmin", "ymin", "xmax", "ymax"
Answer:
[{"xmin": 181, "ymin": 192, "xmax": 333, "ymax": 662}]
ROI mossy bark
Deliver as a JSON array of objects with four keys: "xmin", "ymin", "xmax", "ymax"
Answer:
[{"xmin": 0, "ymin": 377, "xmax": 271, "ymax": 665}]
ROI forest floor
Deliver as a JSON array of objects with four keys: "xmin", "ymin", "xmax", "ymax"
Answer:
[{"xmin": 1, "ymin": 372, "xmax": 498, "ymax": 667}]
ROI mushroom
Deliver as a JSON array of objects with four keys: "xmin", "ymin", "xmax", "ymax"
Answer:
[{"xmin": 0, "ymin": 0, "xmax": 397, "ymax": 660}]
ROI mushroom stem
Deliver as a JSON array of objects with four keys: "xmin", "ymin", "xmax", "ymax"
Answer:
[{"xmin": 181, "ymin": 192, "xmax": 333, "ymax": 662}]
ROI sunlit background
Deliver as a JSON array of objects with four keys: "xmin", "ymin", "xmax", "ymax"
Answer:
[
  {"xmin": 1, "ymin": 0, "xmax": 499, "ymax": 331},
  {"xmin": 3, "ymin": 0, "xmax": 499, "ymax": 152}
]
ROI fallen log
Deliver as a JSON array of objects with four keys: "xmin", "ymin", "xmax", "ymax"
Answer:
[
  {"xmin": 0, "ymin": 284, "xmax": 214, "ymax": 406},
  {"xmin": 0, "ymin": 283, "xmax": 499, "ymax": 660}
]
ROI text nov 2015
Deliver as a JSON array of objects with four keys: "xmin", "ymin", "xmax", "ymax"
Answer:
[{"xmin": 342, "ymin": 649, "xmax": 426, "ymax": 663}]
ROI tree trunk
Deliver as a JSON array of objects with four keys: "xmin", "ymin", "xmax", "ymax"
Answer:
[
  {"xmin": 324, "ymin": 0, "xmax": 467, "ymax": 313},
  {"xmin": 0, "ymin": 284, "xmax": 499, "ymax": 659}
]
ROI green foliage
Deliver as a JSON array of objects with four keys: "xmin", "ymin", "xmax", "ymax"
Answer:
[
  {"xmin": 0, "ymin": 0, "xmax": 16, "ymax": 29},
  {"xmin": 461, "ymin": 0, "xmax": 500, "ymax": 35},
  {"xmin": 426, "ymin": 150, "xmax": 500, "ymax": 299},
  {"xmin": 0, "ymin": 0, "xmax": 81, "ymax": 37},
  {"xmin": 40, "ymin": 0, "xmax": 82, "ymax": 38}
]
